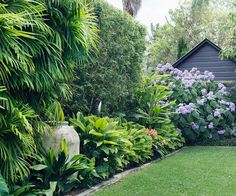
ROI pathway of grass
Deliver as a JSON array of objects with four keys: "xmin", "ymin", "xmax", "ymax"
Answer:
[{"xmin": 95, "ymin": 146, "xmax": 236, "ymax": 196}]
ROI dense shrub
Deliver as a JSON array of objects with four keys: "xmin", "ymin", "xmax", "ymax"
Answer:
[
  {"xmin": 154, "ymin": 64, "xmax": 236, "ymax": 144},
  {"xmin": 70, "ymin": 113, "xmax": 153, "ymax": 180},
  {"xmin": 65, "ymin": 0, "xmax": 146, "ymax": 116}
]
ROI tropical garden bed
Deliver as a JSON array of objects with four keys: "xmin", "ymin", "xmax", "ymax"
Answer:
[
  {"xmin": 1, "ymin": 0, "xmax": 236, "ymax": 195},
  {"xmin": 95, "ymin": 146, "xmax": 236, "ymax": 196}
]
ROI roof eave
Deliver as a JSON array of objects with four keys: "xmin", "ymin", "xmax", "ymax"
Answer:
[{"xmin": 172, "ymin": 38, "xmax": 221, "ymax": 68}]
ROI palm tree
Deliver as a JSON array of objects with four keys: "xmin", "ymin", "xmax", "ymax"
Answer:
[
  {"xmin": 122, "ymin": 0, "xmax": 141, "ymax": 17},
  {"xmin": 0, "ymin": 0, "xmax": 98, "ymax": 184}
]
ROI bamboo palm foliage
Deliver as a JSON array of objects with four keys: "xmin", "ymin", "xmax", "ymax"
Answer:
[{"xmin": 0, "ymin": 0, "xmax": 98, "ymax": 184}]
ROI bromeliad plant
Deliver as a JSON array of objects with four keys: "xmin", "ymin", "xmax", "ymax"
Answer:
[
  {"xmin": 155, "ymin": 64, "xmax": 236, "ymax": 144},
  {"xmin": 28, "ymin": 140, "xmax": 97, "ymax": 195}
]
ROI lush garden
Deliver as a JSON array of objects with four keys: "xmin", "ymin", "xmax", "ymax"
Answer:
[{"xmin": 0, "ymin": 0, "xmax": 236, "ymax": 195}]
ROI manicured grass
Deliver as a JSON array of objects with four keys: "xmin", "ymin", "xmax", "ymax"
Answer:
[{"xmin": 95, "ymin": 147, "xmax": 236, "ymax": 196}]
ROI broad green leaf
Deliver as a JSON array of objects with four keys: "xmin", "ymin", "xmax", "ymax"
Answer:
[
  {"xmin": 89, "ymin": 129, "xmax": 104, "ymax": 137},
  {"xmin": 192, "ymin": 111, "xmax": 200, "ymax": 119},
  {"xmin": 101, "ymin": 146, "xmax": 109, "ymax": 155},
  {"xmin": 207, "ymin": 115, "xmax": 214, "ymax": 121},
  {"xmin": 94, "ymin": 118, "xmax": 107, "ymax": 130},
  {"xmin": 103, "ymin": 140, "xmax": 118, "ymax": 145},
  {"xmin": 96, "ymin": 141, "xmax": 103, "ymax": 147},
  {"xmin": 210, "ymin": 101, "xmax": 218, "ymax": 108}
]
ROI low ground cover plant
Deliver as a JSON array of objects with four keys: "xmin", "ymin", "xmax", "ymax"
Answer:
[{"xmin": 154, "ymin": 64, "xmax": 236, "ymax": 144}]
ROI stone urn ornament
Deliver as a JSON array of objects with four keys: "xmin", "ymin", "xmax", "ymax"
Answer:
[{"xmin": 43, "ymin": 121, "xmax": 80, "ymax": 159}]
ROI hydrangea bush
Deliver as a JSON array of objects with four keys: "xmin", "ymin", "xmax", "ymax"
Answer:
[{"xmin": 155, "ymin": 63, "xmax": 236, "ymax": 144}]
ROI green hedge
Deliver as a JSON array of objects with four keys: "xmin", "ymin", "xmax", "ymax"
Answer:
[{"xmin": 65, "ymin": 0, "xmax": 146, "ymax": 116}]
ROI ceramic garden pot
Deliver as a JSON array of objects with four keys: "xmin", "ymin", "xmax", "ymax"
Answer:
[{"xmin": 43, "ymin": 121, "xmax": 80, "ymax": 159}]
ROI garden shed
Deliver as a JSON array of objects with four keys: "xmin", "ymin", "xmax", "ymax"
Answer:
[{"xmin": 173, "ymin": 38, "xmax": 236, "ymax": 81}]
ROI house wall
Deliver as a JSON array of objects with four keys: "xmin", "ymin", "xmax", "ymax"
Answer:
[{"xmin": 176, "ymin": 44, "xmax": 236, "ymax": 81}]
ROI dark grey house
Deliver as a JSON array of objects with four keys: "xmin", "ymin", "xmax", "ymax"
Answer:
[{"xmin": 173, "ymin": 38, "xmax": 236, "ymax": 81}]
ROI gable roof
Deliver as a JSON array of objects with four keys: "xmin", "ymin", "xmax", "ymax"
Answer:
[{"xmin": 173, "ymin": 38, "xmax": 222, "ymax": 67}]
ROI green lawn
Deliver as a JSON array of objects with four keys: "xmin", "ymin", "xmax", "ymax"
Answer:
[{"xmin": 95, "ymin": 146, "xmax": 236, "ymax": 196}]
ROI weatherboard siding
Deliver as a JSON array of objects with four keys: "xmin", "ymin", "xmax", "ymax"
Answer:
[{"xmin": 175, "ymin": 41, "xmax": 236, "ymax": 81}]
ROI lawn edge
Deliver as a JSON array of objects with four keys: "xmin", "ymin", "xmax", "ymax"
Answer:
[{"xmin": 72, "ymin": 147, "xmax": 187, "ymax": 196}]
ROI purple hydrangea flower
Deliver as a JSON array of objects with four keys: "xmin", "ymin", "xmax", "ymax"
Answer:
[
  {"xmin": 182, "ymin": 79, "xmax": 195, "ymax": 88},
  {"xmin": 157, "ymin": 66, "xmax": 215, "ymax": 84},
  {"xmin": 217, "ymin": 130, "xmax": 225, "ymax": 135},
  {"xmin": 170, "ymin": 68, "xmax": 182, "ymax": 76},
  {"xmin": 208, "ymin": 134, "xmax": 213, "ymax": 139},
  {"xmin": 219, "ymin": 100, "xmax": 227, "ymax": 105},
  {"xmin": 190, "ymin": 67, "xmax": 198, "ymax": 73},
  {"xmin": 218, "ymin": 83, "xmax": 225, "ymax": 89},
  {"xmin": 218, "ymin": 83, "xmax": 227, "ymax": 95},
  {"xmin": 201, "ymin": 89, "xmax": 208, "ymax": 96},
  {"xmin": 229, "ymin": 102, "xmax": 235, "ymax": 112},
  {"xmin": 208, "ymin": 122, "xmax": 214, "ymax": 129},
  {"xmin": 197, "ymin": 98, "xmax": 206, "ymax": 106},
  {"xmin": 176, "ymin": 103, "xmax": 195, "ymax": 114},
  {"xmin": 168, "ymin": 83, "xmax": 176, "ymax": 89},
  {"xmin": 191, "ymin": 122, "xmax": 199, "ymax": 130},
  {"xmin": 207, "ymin": 92, "xmax": 215, "ymax": 100},
  {"xmin": 219, "ymin": 100, "xmax": 234, "ymax": 112},
  {"xmin": 219, "ymin": 89, "xmax": 227, "ymax": 95},
  {"xmin": 213, "ymin": 109, "xmax": 221, "ymax": 117},
  {"xmin": 156, "ymin": 63, "xmax": 174, "ymax": 74}
]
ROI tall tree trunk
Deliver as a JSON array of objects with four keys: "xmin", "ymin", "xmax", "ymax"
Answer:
[{"xmin": 122, "ymin": 0, "xmax": 141, "ymax": 17}]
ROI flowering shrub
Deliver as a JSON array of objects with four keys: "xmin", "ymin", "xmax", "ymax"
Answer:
[{"xmin": 154, "ymin": 63, "xmax": 236, "ymax": 143}]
